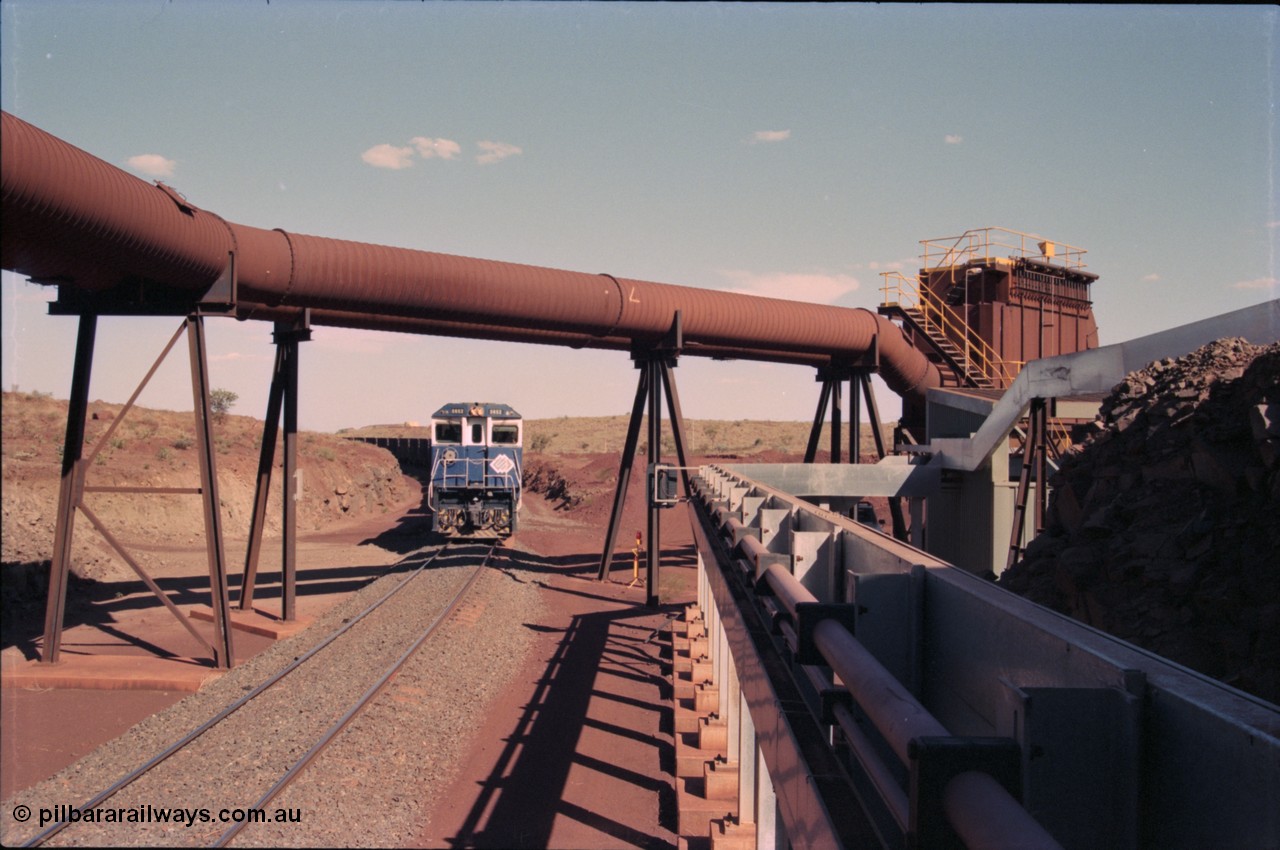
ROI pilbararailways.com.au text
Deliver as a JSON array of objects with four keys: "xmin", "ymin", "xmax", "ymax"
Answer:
[{"xmin": 35, "ymin": 803, "xmax": 301, "ymax": 829}]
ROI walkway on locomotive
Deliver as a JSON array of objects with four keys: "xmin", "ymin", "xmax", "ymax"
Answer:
[{"xmin": 427, "ymin": 403, "xmax": 524, "ymax": 509}]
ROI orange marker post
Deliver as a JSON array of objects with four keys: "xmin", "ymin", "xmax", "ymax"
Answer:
[{"xmin": 629, "ymin": 531, "xmax": 645, "ymax": 588}]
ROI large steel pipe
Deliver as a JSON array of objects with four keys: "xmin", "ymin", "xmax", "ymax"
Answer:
[
  {"xmin": 2, "ymin": 111, "xmax": 941, "ymax": 401},
  {"xmin": 235, "ymin": 303, "xmax": 842, "ymax": 367}
]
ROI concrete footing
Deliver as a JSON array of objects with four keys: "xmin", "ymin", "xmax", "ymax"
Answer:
[
  {"xmin": 668, "ymin": 604, "xmax": 743, "ymax": 848},
  {"xmin": 0, "ymin": 653, "xmax": 220, "ymax": 692}
]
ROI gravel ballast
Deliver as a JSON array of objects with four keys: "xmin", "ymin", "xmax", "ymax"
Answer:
[{"xmin": 1, "ymin": 543, "xmax": 544, "ymax": 847}]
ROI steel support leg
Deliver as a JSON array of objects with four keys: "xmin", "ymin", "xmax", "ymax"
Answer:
[
  {"xmin": 597, "ymin": 366, "xmax": 651, "ymax": 581},
  {"xmin": 1005, "ymin": 399, "xmax": 1046, "ymax": 573},
  {"xmin": 597, "ymin": 355, "xmax": 687, "ymax": 607},
  {"xmin": 860, "ymin": 374, "xmax": 887, "ymax": 460},
  {"xmin": 240, "ymin": 314, "xmax": 308, "ymax": 619},
  {"xmin": 804, "ymin": 376, "xmax": 833, "ymax": 464},
  {"xmin": 1032, "ymin": 400, "xmax": 1048, "ymax": 536},
  {"xmin": 41, "ymin": 314, "xmax": 96, "ymax": 664},
  {"xmin": 240, "ymin": 345, "xmax": 286, "ymax": 610},
  {"xmin": 660, "ymin": 360, "xmax": 692, "ymax": 490},
  {"xmin": 280, "ymin": 327, "xmax": 300, "ymax": 622},
  {"xmin": 646, "ymin": 358, "xmax": 662, "ymax": 607},
  {"xmin": 860, "ymin": 372, "xmax": 910, "ymax": 541},
  {"xmin": 830, "ymin": 377, "xmax": 843, "ymax": 464},
  {"xmin": 850, "ymin": 374, "xmax": 861, "ymax": 464},
  {"xmin": 186, "ymin": 315, "xmax": 236, "ymax": 668}
]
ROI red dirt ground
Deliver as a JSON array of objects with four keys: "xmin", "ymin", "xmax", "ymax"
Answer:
[{"xmin": 0, "ymin": 460, "xmax": 695, "ymax": 841}]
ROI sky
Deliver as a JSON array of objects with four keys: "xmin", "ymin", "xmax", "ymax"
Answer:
[{"xmin": 2, "ymin": 2, "xmax": 1276, "ymax": 433}]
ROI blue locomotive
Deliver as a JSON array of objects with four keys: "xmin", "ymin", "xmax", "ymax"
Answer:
[{"xmin": 428, "ymin": 402, "xmax": 523, "ymax": 537}]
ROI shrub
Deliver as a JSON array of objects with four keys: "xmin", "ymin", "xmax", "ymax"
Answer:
[{"xmin": 209, "ymin": 388, "xmax": 238, "ymax": 423}]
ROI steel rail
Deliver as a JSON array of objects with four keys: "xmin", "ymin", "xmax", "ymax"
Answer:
[
  {"xmin": 21, "ymin": 541, "xmax": 463, "ymax": 848},
  {"xmin": 214, "ymin": 542, "xmax": 498, "ymax": 847}
]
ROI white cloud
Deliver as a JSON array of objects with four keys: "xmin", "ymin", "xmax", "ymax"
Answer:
[
  {"xmin": 411, "ymin": 136, "xmax": 461, "ymax": 160},
  {"xmin": 126, "ymin": 154, "xmax": 176, "ymax": 178},
  {"xmin": 1232, "ymin": 276, "xmax": 1278, "ymax": 290},
  {"xmin": 944, "ymin": 134, "xmax": 963, "ymax": 145},
  {"xmin": 717, "ymin": 269, "xmax": 860, "ymax": 304},
  {"xmin": 361, "ymin": 143, "xmax": 415, "ymax": 170},
  {"xmin": 750, "ymin": 130, "xmax": 791, "ymax": 144},
  {"xmin": 476, "ymin": 140, "xmax": 522, "ymax": 165}
]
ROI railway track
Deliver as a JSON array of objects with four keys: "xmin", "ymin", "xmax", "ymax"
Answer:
[{"xmin": 21, "ymin": 540, "xmax": 500, "ymax": 848}]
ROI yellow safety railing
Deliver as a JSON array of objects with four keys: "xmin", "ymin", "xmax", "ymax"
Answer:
[
  {"xmin": 920, "ymin": 226, "xmax": 1087, "ymax": 274},
  {"xmin": 880, "ymin": 270, "xmax": 1022, "ymax": 387},
  {"xmin": 1047, "ymin": 414, "xmax": 1074, "ymax": 456}
]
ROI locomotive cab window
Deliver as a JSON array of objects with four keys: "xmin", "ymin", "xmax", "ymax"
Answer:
[
  {"xmin": 471, "ymin": 422, "xmax": 484, "ymax": 445},
  {"xmin": 492, "ymin": 424, "xmax": 520, "ymax": 445},
  {"xmin": 435, "ymin": 422, "xmax": 462, "ymax": 444}
]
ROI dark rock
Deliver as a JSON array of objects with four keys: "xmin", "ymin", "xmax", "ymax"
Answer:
[{"xmin": 1000, "ymin": 339, "xmax": 1280, "ymax": 705}]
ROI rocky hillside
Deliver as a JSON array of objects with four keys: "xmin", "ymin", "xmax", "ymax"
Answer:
[
  {"xmin": 1000, "ymin": 339, "xmax": 1280, "ymax": 704},
  {"xmin": 1, "ymin": 392, "xmax": 416, "ymax": 584}
]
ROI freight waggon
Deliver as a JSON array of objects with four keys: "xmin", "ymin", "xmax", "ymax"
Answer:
[{"xmin": 427, "ymin": 402, "xmax": 522, "ymax": 537}]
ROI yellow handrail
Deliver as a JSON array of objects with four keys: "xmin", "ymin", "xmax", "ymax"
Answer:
[
  {"xmin": 880, "ymin": 271, "xmax": 1022, "ymax": 386},
  {"xmin": 920, "ymin": 226, "xmax": 1087, "ymax": 273}
]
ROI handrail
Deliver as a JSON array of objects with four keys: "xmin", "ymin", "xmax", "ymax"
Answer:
[
  {"xmin": 434, "ymin": 456, "xmax": 520, "ymax": 490},
  {"xmin": 920, "ymin": 226, "xmax": 1087, "ymax": 273},
  {"xmin": 881, "ymin": 271, "xmax": 1022, "ymax": 386}
]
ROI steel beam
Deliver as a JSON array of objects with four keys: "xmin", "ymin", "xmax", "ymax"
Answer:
[
  {"xmin": 240, "ymin": 344, "xmax": 286, "ymax": 611},
  {"xmin": 646, "ymin": 355, "xmax": 662, "ymax": 607},
  {"xmin": 597, "ymin": 364, "xmax": 650, "ymax": 582},
  {"xmin": 186, "ymin": 315, "xmax": 235, "ymax": 668},
  {"xmin": 41, "ymin": 314, "xmax": 96, "ymax": 664}
]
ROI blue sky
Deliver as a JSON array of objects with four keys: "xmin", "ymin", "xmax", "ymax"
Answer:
[{"xmin": 2, "ymin": 2, "xmax": 1276, "ymax": 432}]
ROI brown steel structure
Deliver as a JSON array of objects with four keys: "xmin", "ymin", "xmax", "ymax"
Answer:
[
  {"xmin": 879, "ymin": 227, "xmax": 1099, "ymax": 394},
  {"xmin": 1, "ymin": 109, "xmax": 949, "ymax": 662},
  {"xmin": 1, "ymin": 111, "xmax": 939, "ymax": 396}
]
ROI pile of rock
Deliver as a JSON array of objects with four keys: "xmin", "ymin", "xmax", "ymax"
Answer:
[
  {"xmin": 1000, "ymin": 338, "xmax": 1279, "ymax": 704},
  {"xmin": 522, "ymin": 462, "xmax": 584, "ymax": 510}
]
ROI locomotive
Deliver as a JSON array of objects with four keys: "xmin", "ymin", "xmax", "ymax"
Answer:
[{"xmin": 427, "ymin": 402, "xmax": 522, "ymax": 537}]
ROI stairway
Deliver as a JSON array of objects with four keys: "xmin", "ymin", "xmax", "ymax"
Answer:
[{"xmin": 881, "ymin": 303, "xmax": 999, "ymax": 390}]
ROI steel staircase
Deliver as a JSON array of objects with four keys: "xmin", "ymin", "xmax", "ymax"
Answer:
[{"xmin": 879, "ymin": 271, "xmax": 1017, "ymax": 390}]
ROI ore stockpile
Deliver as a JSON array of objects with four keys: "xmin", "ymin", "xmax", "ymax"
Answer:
[{"xmin": 1001, "ymin": 338, "xmax": 1280, "ymax": 704}]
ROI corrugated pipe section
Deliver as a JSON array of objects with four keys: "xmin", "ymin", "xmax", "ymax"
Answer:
[{"xmin": 1, "ymin": 111, "xmax": 940, "ymax": 402}]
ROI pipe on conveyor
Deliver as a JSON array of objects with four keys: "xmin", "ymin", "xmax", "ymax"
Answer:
[
  {"xmin": 736, "ymin": 533, "xmax": 771, "ymax": 574},
  {"xmin": 811, "ymin": 618, "xmax": 1063, "ymax": 849},
  {"xmin": 761, "ymin": 561, "xmax": 817, "ymax": 620},
  {"xmin": 1, "ymin": 111, "xmax": 941, "ymax": 404},
  {"xmin": 753, "ymin": 558, "xmax": 1061, "ymax": 848}
]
